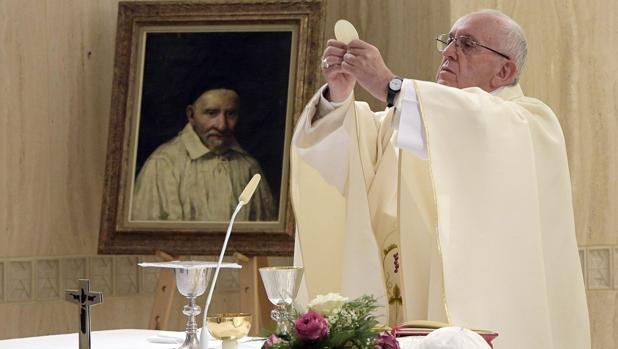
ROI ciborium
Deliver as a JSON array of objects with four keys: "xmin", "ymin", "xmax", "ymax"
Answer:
[
  {"xmin": 139, "ymin": 261, "xmax": 241, "ymax": 349},
  {"xmin": 207, "ymin": 313, "xmax": 252, "ymax": 349},
  {"xmin": 259, "ymin": 266, "xmax": 303, "ymax": 338}
]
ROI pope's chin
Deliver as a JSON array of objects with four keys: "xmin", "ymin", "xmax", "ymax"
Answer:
[{"xmin": 436, "ymin": 70, "xmax": 457, "ymax": 87}]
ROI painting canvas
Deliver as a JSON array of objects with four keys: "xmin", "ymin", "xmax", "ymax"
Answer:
[{"xmin": 131, "ymin": 29, "xmax": 292, "ymax": 223}]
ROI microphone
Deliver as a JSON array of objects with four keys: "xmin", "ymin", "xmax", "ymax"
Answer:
[
  {"xmin": 199, "ymin": 174, "xmax": 262, "ymax": 349},
  {"xmin": 239, "ymin": 174, "xmax": 261, "ymax": 205}
]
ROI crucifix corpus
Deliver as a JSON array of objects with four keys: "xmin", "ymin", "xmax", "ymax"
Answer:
[{"xmin": 65, "ymin": 279, "xmax": 104, "ymax": 349}]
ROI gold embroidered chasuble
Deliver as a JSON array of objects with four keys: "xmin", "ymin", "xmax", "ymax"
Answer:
[{"xmin": 291, "ymin": 82, "xmax": 590, "ymax": 349}]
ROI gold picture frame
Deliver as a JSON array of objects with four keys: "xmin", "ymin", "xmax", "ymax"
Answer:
[{"xmin": 98, "ymin": 0, "xmax": 324, "ymax": 256}]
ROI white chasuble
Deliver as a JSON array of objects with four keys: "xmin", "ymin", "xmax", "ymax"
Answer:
[{"xmin": 291, "ymin": 82, "xmax": 590, "ymax": 349}]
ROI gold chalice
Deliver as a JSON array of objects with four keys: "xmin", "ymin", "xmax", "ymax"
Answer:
[{"xmin": 207, "ymin": 313, "xmax": 252, "ymax": 349}]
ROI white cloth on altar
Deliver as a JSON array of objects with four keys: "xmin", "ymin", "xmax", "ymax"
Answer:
[
  {"xmin": 0, "ymin": 329, "xmax": 430, "ymax": 349},
  {"xmin": 417, "ymin": 327, "xmax": 490, "ymax": 349},
  {"xmin": 0, "ymin": 329, "xmax": 265, "ymax": 349}
]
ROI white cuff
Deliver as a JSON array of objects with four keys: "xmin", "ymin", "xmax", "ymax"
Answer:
[{"xmin": 395, "ymin": 79, "xmax": 428, "ymax": 160}]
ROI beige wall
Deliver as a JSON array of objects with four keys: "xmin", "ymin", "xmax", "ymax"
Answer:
[
  {"xmin": 1, "ymin": 0, "xmax": 616, "ymax": 347},
  {"xmin": 0, "ymin": 0, "xmax": 127, "ymax": 337},
  {"xmin": 0, "ymin": 0, "xmax": 252, "ymax": 338}
]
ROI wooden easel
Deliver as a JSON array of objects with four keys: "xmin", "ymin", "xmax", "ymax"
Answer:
[
  {"xmin": 233, "ymin": 252, "xmax": 273, "ymax": 336},
  {"xmin": 148, "ymin": 250, "xmax": 177, "ymax": 330}
]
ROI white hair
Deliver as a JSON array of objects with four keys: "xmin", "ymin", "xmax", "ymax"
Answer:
[{"xmin": 469, "ymin": 9, "xmax": 528, "ymax": 85}]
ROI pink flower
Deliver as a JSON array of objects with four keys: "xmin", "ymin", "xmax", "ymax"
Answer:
[
  {"xmin": 263, "ymin": 334, "xmax": 282, "ymax": 348},
  {"xmin": 294, "ymin": 310, "xmax": 328, "ymax": 340},
  {"xmin": 375, "ymin": 331, "xmax": 400, "ymax": 349}
]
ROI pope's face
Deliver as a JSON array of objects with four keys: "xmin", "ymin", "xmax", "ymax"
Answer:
[
  {"xmin": 187, "ymin": 88, "xmax": 239, "ymax": 153},
  {"xmin": 435, "ymin": 13, "xmax": 508, "ymax": 92}
]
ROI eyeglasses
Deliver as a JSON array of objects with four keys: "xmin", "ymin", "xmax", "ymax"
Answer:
[{"xmin": 436, "ymin": 33, "xmax": 511, "ymax": 60}]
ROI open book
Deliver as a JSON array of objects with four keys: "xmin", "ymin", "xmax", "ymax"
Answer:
[{"xmin": 393, "ymin": 320, "xmax": 498, "ymax": 347}]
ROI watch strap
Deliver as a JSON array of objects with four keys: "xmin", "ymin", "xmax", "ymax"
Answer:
[{"xmin": 387, "ymin": 77, "xmax": 403, "ymax": 107}]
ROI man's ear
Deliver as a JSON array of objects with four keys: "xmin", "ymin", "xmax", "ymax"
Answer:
[
  {"xmin": 186, "ymin": 105, "xmax": 194, "ymax": 122},
  {"xmin": 492, "ymin": 60, "xmax": 518, "ymax": 88}
]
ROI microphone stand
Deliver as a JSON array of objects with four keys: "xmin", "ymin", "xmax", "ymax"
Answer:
[{"xmin": 199, "ymin": 175, "xmax": 260, "ymax": 349}]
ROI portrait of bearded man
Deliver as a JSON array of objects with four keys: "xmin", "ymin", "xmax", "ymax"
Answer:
[{"xmin": 132, "ymin": 85, "xmax": 276, "ymax": 222}]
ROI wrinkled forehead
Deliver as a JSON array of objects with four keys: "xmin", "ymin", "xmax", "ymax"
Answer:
[{"xmin": 450, "ymin": 13, "xmax": 503, "ymax": 44}]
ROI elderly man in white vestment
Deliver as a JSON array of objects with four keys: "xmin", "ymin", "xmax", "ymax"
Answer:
[
  {"xmin": 133, "ymin": 87, "xmax": 276, "ymax": 221},
  {"xmin": 291, "ymin": 9, "xmax": 590, "ymax": 349}
]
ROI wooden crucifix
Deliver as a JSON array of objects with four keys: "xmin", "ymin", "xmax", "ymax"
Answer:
[{"xmin": 65, "ymin": 279, "xmax": 103, "ymax": 349}]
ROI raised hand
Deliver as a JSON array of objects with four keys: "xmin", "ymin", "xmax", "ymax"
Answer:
[
  {"xmin": 341, "ymin": 39, "xmax": 394, "ymax": 102},
  {"xmin": 321, "ymin": 39, "xmax": 356, "ymax": 102}
]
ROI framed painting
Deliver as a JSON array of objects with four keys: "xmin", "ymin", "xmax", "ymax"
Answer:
[{"xmin": 98, "ymin": 0, "xmax": 324, "ymax": 255}]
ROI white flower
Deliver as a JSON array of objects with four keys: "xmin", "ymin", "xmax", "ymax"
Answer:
[{"xmin": 307, "ymin": 293, "xmax": 348, "ymax": 317}]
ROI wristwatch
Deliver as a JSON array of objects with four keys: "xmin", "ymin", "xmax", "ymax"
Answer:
[{"xmin": 386, "ymin": 76, "xmax": 403, "ymax": 107}]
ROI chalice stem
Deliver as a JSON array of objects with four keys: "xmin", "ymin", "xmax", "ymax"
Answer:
[
  {"xmin": 179, "ymin": 297, "xmax": 201, "ymax": 349},
  {"xmin": 272, "ymin": 304, "xmax": 292, "ymax": 338}
]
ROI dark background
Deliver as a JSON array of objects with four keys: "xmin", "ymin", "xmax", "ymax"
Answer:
[{"xmin": 136, "ymin": 31, "xmax": 293, "ymax": 208}]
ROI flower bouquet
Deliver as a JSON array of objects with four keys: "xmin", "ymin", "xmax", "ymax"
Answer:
[{"xmin": 263, "ymin": 293, "xmax": 399, "ymax": 349}]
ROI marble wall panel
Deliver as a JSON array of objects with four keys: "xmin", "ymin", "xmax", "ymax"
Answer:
[
  {"xmin": 114, "ymin": 256, "xmax": 138, "ymax": 296},
  {"xmin": 0, "ymin": 262, "xmax": 4, "ymax": 302},
  {"xmin": 89, "ymin": 257, "xmax": 114, "ymax": 296},
  {"xmin": 61, "ymin": 258, "xmax": 88, "ymax": 290},
  {"xmin": 35, "ymin": 259, "xmax": 60, "ymax": 300},
  {"xmin": 588, "ymin": 248, "xmax": 612, "ymax": 289},
  {"xmin": 6, "ymin": 261, "xmax": 33, "ymax": 303},
  {"xmin": 580, "ymin": 248, "xmax": 587, "ymax": 288},
  {"xmin": 614, "ymin": 248, "xmax": 618, "ymax": 289}
]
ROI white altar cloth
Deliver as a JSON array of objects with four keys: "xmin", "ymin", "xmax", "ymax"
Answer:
[
  {"xmin": 0, "ymin": 329, "xmax": 261, "ymax": 349},
  {"xmin": 0, "ymin": 329, "xmax": 423, "ymax": 349}
]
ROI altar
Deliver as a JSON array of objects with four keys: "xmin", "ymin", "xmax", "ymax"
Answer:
[
  {"xmin": 0, "ymin": 329, "xmax": 424, "ymax": 349},
  {"xmin": 0, "ymin": 329, "xmax": 264, "ymax": 349}
]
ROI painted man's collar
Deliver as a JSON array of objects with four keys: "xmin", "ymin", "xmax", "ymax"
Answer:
[{"xmin": 180, "ymin": 123, "xmax": 247, "ymax": 160}]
